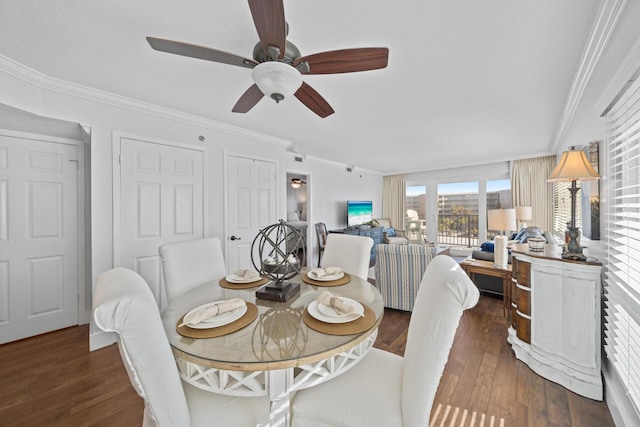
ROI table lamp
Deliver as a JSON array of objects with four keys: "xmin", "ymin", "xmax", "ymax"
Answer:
[
  {"xmin": 515, "ymin": 206, "xmax": 533, "ymax": 229},
  {"xmin": 487, "ymin": 208, "xmax": 516, "ymax": 269},
  {"xmin": 548, "ymin": 147, "xmax": 600, "ymax": 260},
  {"xmin": 487, "ymin": 208, "xmax": 517, "ymax": 235}
]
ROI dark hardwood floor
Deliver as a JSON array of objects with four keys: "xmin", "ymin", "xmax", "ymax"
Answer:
[{"xmin": 0, "ymin": 295, "xmax": 614, "ymax": 426}]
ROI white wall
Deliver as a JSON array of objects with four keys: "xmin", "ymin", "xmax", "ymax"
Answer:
[
  {"xmin": 282, "ymin": 154, "xmax": 382, "ymax": 266},
  {"xmin": 554, "ymin": 1, "xmax": 640, "ymax": 425},
  {"xmin": 0, "ymin": 56, "xmax": 382, "ymax": 349}
]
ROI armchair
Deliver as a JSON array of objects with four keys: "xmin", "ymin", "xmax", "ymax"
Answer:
[
  {"xmin": 374, "ymin": 243, "xmax": 437, "ymax": 311},
  {"xmin": 372, "ymin": 218, "xmax": 408, "ymax": 244}
]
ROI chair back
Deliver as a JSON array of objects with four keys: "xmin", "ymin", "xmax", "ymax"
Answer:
[
  {"xmin": 373, "ymin": 218, "xmax": 392, "ymax": 228},
  {"xmin": 374, "ymin": 244, "xmax": 436, "ymax": 311},
  {"xmin": 159, "ymin": 237, "xmax": 226, "ymax": 303},
  {"xmin": 315, "ymin": 222, "xmax": 328, "ymax": 267},
  {"xmin": 321, "ymin": 233, "xmax": 373, "ymax": 280},
  {"xmin": 406, "ymin": 209, "xmax": 419, "ymax": 220},
  {"xmin": 93, "ymin": 268, "xmax": 191, "ymax": 426},
  {"xmin": 401, "ymin": 255, "xmax": 479, "ymax": 427}
]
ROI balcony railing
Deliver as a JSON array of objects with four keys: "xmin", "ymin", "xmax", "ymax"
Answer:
[{"xmin": 437, "ymin": 214, "xmax": 479, "ymax": 248}]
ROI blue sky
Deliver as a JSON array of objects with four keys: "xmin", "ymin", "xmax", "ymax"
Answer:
[{"xmin": 407, "ymin": 179, "xmax": 510, "ymax": 196}]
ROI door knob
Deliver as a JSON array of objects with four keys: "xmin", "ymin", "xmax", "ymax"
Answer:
[{"xmin": 230, "ymin": 235, "xmax": 241, "ymax": 241}]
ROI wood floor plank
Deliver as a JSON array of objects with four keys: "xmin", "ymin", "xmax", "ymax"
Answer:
[{"xmin": 0, "ymin": 294, "xmax": 616, "ymax": 426}]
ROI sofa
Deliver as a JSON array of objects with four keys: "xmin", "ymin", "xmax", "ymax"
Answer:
[
  {"xmin": 374, "ymin": 243, "xmax": 437, "ymax": 311},
  {"xmin": 470, "ymin": 226, "xmax": 558, "ymax": 294},
  {"xmin": 373, "ymin": 218, "xmax": 408, "ymax": 245},
  {"xmin": 472, "ymin": 226, "xmax": 557, "ymax": 262}
]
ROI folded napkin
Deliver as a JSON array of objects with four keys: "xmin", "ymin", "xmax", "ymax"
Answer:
[
  {"xmin": 317, "ymin": 291, "xmax": 361, "ymax": 316},
  {"xmin": 233, "ymin": 269, "xmax": 260, "ymax": 280},
  {"xmin": 309, "ymin": 266, "xmax": 343, "ymax": 279},
  {"xmin": 180, "ymin": 298, "xmax": 246, "ymax": 327}
]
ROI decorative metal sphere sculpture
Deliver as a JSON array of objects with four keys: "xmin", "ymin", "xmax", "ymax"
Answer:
[{"xmin": 251, "ymin": 219, "xmax": 305, "ymax": 283}]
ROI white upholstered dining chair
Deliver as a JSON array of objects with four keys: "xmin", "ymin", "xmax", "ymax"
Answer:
[
  {"xmin": 291, "ymin": 255, "xmax": 480, "ymax": 427},
  {"xmin": 320, "ymin": 233, "xmax": 374, "ymax": 280},
  {"xmin": 93, "ymin": 267, "xmax": 270, "ymax": 427},
  {"xmin": 159, "ymin": 237, "xmax": 227, "ymax": 304}
]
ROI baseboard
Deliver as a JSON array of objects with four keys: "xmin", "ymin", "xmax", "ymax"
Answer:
[{"xmin": 89, "ymin": 329, "xmax": 116, "ymax": 351}]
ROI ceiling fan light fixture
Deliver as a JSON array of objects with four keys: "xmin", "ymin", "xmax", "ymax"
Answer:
[
  {"xmin": 290, "ymin": 178, "xmax": 305, "ymax": 188},
  {"xmin": 252, "ymin": 61, "xmax": 303, "ymax": 103}
]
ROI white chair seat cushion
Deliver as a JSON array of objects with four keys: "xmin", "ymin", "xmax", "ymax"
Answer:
[
  {"xmin": 183, "ymin": 381, "xmax": 270, "ymax": 427},
  {"xmin": 292, "ymin": 348, "xmax": 403, "ymax": 427}
]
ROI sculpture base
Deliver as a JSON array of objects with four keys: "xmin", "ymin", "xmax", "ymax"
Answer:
[
  {"xmin": 256, "ymin": 281, "xmax": 300, "ymax": 302},
  {"xmin": 562, "ymin": 250, "xmax": 587, "ymax": 261}
]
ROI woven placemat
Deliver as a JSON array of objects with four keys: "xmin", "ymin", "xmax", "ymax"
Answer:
[
  {"xmin": 302, "ymin": 304, "xmax": 376, "ymax": 335},
  {"xmin": 176, "ymin": 302, "xmax": 258, "ymax": 338},
  {"xmin": 219, "ymin": 277, "xmax": 270, "ymax": 289},
  {"xmin": 302, "ymin": 272, "xmax": 352, "ymax": 287}
]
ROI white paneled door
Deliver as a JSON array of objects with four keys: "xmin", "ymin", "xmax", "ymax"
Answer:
[
  {"xmin": 226, "ymin": 155, "xmax": 276, "ymax": 273},
  {"xmin": 0, "ymin": 135, "xmax": 78, "ymax": 344},
  {"xmin": 118, "ymin": 137, "xmax": 204, "ymax": 308}
]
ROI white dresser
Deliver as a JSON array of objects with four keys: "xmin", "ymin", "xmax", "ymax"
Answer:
[{"xmin": 508, "ymin": 244, "xmax": 603, "ymax": 400}]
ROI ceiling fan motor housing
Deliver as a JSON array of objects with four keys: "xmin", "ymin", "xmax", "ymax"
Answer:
[{"xmin": 253, "ymin": 40, "xmax": 301, "ymax": 64}]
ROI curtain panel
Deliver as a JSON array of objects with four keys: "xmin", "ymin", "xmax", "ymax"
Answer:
[
  {"xmin": 510, "ymin": 156, "xmax": 556, "ymax": 231},
  {"xmin": 382, "ymin": 174, "xmax": 406, "ymax": 231}
]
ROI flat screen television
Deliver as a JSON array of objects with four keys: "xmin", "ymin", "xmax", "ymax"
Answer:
[{"xmin": 347, "ymin": 200, "xmax": 373, "ymax": 227}]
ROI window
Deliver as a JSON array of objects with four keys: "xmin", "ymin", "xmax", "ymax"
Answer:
[
  {"xmin": 552, "ymin": 181, "xmax": 581, "ymax": 235},
  {"xmin": 437, "ymin": 182, "xmax": 478, "ymax": 247},
  {"xmin": 406, "ymin": 185, "xmax": 427, "ymax": 240},
  {"xmin": 603, "ymin": 70, "xmax": 640, "ymax": 414},
  {"xmin": 406, "ymin": 185, "xmax": 426, "ymax": 220},
  {"xmin": 487, "ymin": 179, "xmax": 513, "ymax": 239},
  {"xmin": 487, "ymin": 179, "xmax": 512, "ymax": 210}
]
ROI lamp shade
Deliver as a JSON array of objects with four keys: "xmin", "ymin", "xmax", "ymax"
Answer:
[
  {"xmin": 487, "ymin": 208, "xmax": 517, "ymax": 232},
  {"xmin": 548, "ymin": 149, "xmax": 600, "ymax": 182},
  {"xmin": 252, "ymin": 62, "xmax": 303, "ymax": 102},
  {"xmin": 515, "ymin": 206, "xmax": 532, "ymax": 221}
]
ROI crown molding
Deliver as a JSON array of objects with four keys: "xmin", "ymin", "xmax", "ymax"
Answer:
[
  {"xmin": 550, "ymin": 0, "xmax": 628, "ymax": 153},
  {"xmin": 392, "ymin": 150, "xmax": 554, "ymax": 176},
  {"xmin": 595, "ymin": 35, "xmax": 640, "ymax": 116},
  {"xmin": 0, "ymin": 54, "xmax": 291, "ymax": 148}
]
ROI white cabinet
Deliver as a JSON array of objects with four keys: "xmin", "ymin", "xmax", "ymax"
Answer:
[{"xmin": 508, "ymin": 244, "xmax": 603, "ymax": 400}]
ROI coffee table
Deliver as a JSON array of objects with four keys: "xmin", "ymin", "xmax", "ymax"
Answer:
[{"xmin": 460, "ymin": 258, "xmax": 512, "ymax": 316}]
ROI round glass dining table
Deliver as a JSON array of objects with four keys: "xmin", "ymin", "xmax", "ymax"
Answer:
[{"xmin": 161, "ymin": 270, "xmax": 384, "ymax": 426}]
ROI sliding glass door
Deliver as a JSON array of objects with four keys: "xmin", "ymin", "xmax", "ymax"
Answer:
[{"xmin": 437, "ymin": 182, "xmax": 479, "ymax": 248}]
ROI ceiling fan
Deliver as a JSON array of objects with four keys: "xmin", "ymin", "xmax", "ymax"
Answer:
[
  {"xmin": 290, "ymin": 178, "xmax": 306, "ymax": 188},
  {"xmin": 146, "ymin": 0, "xmax": 389, "ymax": 118}
]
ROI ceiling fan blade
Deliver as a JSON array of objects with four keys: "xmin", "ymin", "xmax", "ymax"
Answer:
[
  {"xmin": 294, "ymin": 47, "xmax": 389, "ymax": 74},
  {"xmin": 248, "ymin": 0, "xmax": 286, "ymax": 59},
  {"xmin": 294, "ymin": 82, "xmax": 334, "ymax": 118},
  {"xmin": 232, "ymin": 84, "xmax": 265, "ymax": 113},
  {"xmin": 146, "ymin": 37, "xmax": 257, "ymax": 69}
]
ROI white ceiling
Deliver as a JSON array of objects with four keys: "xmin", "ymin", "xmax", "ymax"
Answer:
[{"xmin": 0, "ymin": 0, "xmax": 601, "ymax": 174}]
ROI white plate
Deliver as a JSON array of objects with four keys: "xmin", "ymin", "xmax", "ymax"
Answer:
[
  {"xmin": 306, "ymin": 271, "xmax": 345, "ymax": 282},
  {"xmin": 183, "ymin": 302, "xmax": 248, "ymax": 329},
  {"xmin": 307, "ymin": 300, "xmax": 364, "ymax": 324},
  {"xmin": 225, "ymin": 273, "xmax": 262, "ymax": 284}
]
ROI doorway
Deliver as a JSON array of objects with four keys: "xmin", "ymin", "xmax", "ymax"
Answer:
[
  {"xmin": 114, "ymin": 134, "xmax": 206, "ymax": 308},
  {"xmin": 286, "ymin": 172, "xmax": 310, "ymax": 267},
  {"xmin": 0, "ymin": 132, "xmax": 83, "ymax": 344},
  {"xmin": 225, "ymin": 155, "xmax": 277, "ymax": 274}
]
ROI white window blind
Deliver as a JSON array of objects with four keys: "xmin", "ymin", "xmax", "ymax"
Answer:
[
  {"xmin": 552, "ymin": 181, "xmax": 581, "ymax": 235},
  {"xmin": 603, "ymin": 70, "xmax": 640, "ymax": 415}
]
